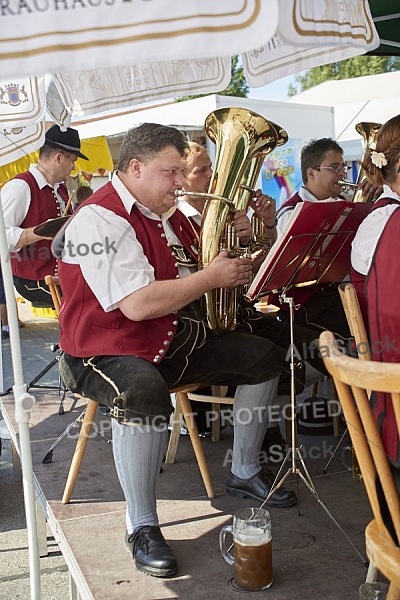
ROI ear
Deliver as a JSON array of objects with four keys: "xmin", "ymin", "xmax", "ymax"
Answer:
[
  {"xmin": 306, "ymin": 166, "xmax": 315, "ymax": 182},
  {"xmin": 129, "ymin": 159, "xmax": 142, "ymax": 178}
]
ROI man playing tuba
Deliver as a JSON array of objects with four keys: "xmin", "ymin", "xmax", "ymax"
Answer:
[{"xmin": 179, "ymin": 141, "xmax": 328, "ymax": 457}]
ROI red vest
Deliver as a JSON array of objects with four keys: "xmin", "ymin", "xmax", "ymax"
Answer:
[
  {"xmin": 188, "ymin": 216, "xmax": 200, "ymax": 235},
  {"xmin": 58, "ymin": 183, "xmax": 199, "ymax": 362},
  {"xmin": 350, "ymin": 197, "xmax": 400, "ymax": 328},
  {"xmin": 10, "ymin": 171, "xmax": 69, "ymax": 280},
  {"xmin": 366, "ymin": 207, "xmax": 400, "ymax": 465}
]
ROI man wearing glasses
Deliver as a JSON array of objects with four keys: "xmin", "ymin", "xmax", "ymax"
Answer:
[
  {"xmin": 269, "ymin": 138, "xmax": 355, "ymax": 339},
  {"xmin": 276, "ymin": 138, "xmax": 348, "ymax": 237}
]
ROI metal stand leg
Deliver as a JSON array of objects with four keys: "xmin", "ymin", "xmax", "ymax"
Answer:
[
  {"xmin": 261, "ymin": 294, "xmax": 367, "ymax": 566},
  {"xmin": 1, "ymin": 345, "xmax": 63, "ymax": 396},
  {"xmin": 27, "ymin": 347, "xmax": 61, "ymax": 392},
  {"xmin": 42, "ymin": 409, "xmax": 87, "ymax": 464},
  {"xmin": 323, "ymin": 426, "xmax": 349, "ymax": 474}
]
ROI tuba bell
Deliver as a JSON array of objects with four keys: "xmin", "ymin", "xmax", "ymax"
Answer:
[
  {"xmin": 199, "ymin": 107, "xmax": 280, "ymax": 332},
  {"xmin": 236, "ymin": 120, "xmax": 288, "ymax": 251},
  {"xmin": 339, "ymin": 122, "xmax": 381, "ymax": 203}
]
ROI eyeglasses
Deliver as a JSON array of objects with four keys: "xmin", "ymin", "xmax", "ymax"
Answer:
[{"xmin": 314, "ymin": 164, "xmax": 348, "ymax": 174}]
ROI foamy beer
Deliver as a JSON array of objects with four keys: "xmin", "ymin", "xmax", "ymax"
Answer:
[{"xmin": 219, "ymin": 507, "xmax": 273, "ymax": 590}]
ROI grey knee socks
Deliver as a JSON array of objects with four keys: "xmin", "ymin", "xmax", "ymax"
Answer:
[
  {"xmin": 112, "ymin": 420, "xmax": 168, "ymax": 534},
  {"xmin": 231, "ymin": 376, "xmax": 279, "ymax": 479}
]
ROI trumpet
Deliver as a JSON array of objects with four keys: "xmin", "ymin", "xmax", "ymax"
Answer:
[
  {"xmin": 338, "ymin": 178, "xmax": 358, "ymax": 192},
  {"xmin": 338, "ymin": 179, "xmax": 376, "ymax": 203}
]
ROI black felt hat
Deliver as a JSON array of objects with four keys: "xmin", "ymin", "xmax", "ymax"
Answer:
[{"xmin": 45, "ymin": 124, "xmax": 88, "ymax": 160}]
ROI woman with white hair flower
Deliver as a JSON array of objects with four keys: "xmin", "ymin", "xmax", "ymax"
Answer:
[
  {"xmin": 350, "ymin": 113, "xmax": 400, "ymax": 325},
  {"xmin": 362, "ymin": 116, "xmax": 400, "ymax": 545}
]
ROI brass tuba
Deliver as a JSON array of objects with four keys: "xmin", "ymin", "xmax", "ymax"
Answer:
[
  {"xmin": 338, "ymin": 121, "xmax": 381, "ymax": 203},
  {"xmin": 236, "ymin": 120, "xmax": 288, "ymax": 251},
  {"xmin": 199, "ymin": 107, "xmax": 280, "ymax": 332}
]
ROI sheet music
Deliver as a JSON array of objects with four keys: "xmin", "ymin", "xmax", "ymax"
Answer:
[{"xmin": 247, "ymin": 200, "xmax": 371, "ymax": 301}]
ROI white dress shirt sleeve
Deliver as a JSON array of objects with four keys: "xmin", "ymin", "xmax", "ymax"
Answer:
[
  {"xmin": 61, "ymin": 204, "xmax": 155, "ymax": 312},
  {"xmin": 0, "ymin": 178, "xmax": 31, "ymax": 250},
  {"xmin": 351, "ymin": 204, "xmax": 400, "ymax": 275}
]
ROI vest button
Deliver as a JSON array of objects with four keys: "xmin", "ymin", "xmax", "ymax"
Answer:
[
  {"xmin": 157, "ymin": 223, "xmax": 163, "ymax": 228},
  {"xmin": 167, "ymin": 331, "xmax": 173, "ymax": 336},
  {"xmin": 159, "ymin": 349, "xmax": 165, "ymax": 355},
  {"xmin": 174, "ymin": 262, "xmax": 179, "ymax": 268},
  {"xmin": 161, "ymin": 233, "xmax": 166, "ymax": 238},
  {"xmin": 172, "ymin": 320, "xmax": 178, "ymax": 326},
  {"xmin": 153, "ymin": 355, "xmax": 161, "ymax": 362},
  {"xmin": 163, "ymin": 340, "xmax": 170, "ymax": 346},
  {"xmin": 175, "ymin": 274, "xmax": 180, "ymax": 279}
]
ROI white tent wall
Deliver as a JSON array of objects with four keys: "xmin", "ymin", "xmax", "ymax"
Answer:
[
  {"xmin": 286, "ymin": 71, "xmax": 400, "ymax": 153},
  {"xmin": 74, "ymin": 94, "xmax": 335, "ymax": 190}
]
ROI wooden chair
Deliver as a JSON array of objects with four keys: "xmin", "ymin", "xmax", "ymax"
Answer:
[
  {"xmin": 320, "ymin": 331, "xmax": 400, "ymax": 600},
  {"xmin": 338, "ymin": 282, "xmax": 371, "ymax": 362},
  {"xmin": 165, "ymin": 386, "xmax": 234, "ymax": 461},
  {"xmin": 44, "ymin": 274, "xmax": 227, "ymax": 502}
]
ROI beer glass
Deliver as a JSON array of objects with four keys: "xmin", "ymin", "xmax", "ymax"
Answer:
[
  {"xmin": 359, "ymin": 582, "xmax": 389, "ymax": 599},
  {"xmin": 219, "ymin": 507, "xmax": 273, "ymax": 590}
]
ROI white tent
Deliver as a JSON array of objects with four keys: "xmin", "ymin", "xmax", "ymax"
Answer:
[
  {"xmin": 286, "ymin": 71, "xmax": 400, "ymax": 157},
  {"xmin": 74, "ymin": 94, "xmax": 335, "ymax": 167}
]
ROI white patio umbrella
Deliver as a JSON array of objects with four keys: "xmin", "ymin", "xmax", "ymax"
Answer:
[{"xmin": 0, "ymin": 1, "xmax": 380, "ymax": 598}]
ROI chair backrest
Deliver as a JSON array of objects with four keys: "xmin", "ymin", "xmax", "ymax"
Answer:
[
  {"xmin": 44, "ymin": 275, "xmax": 62, "ymax": 317},
  {"xmin": 338, "ymin": 282, "xmax": 371, "ymax": 361},
  {"xmin": 320, "ymin": 330, "xmax": 400, "ymax": 544}
]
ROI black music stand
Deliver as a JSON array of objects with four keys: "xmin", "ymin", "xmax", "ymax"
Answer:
[{"xmin": 247, "ymin": 199, "xmax": 372, "ymax": 564}]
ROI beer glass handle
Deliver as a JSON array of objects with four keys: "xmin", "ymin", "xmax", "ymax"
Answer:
[
  {"xmin": 219, "ymin": 525, "xmax": 234, "ymax": 566},
  {"xmin": 341, "ymin": 445, "xmax": 353, "ymax": 471}
]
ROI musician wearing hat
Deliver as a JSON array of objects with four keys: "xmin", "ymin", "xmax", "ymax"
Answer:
[{"xmin": 1, "ymin": 124, "xmax": 88, "ymax": 307}]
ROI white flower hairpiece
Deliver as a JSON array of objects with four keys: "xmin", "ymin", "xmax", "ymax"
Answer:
[{"xmin": 371, "ymin": 151, "xmax": 388, "ymax": 169}]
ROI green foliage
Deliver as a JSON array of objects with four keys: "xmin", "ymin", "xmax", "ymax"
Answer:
[
  {"xmin": 176, "ymin": 55, "xmax": 249, "ymax": 102},
  {"xmin": 288, "ymin": 55, "xmax": 400, "ymax": 96}
]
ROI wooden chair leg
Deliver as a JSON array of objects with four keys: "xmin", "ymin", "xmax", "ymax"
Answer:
[
  {"xmin": 62, "ymin": 399, "xmax": 98, "ymax": 504},
  {"xmin": 211, "ymin": 403, "xmax": 221, "ymax": 442},
  {"xmin": 330, "ymin": 380, "xmax": 341, "ymax": 438},
  {"xmin": 387, "ymin": 583, "xmax": 400, "ymax": 600},
  {"xmin": 165, "ymin": 397, "xmax": 183, "ymax": 464},
  {"xmin": 311, "ymin": 380, "xmax": 319, "ymax": 398},
  {"xmin": 176, "ymin": 391, "xmax": 215, "ymax": 499}
]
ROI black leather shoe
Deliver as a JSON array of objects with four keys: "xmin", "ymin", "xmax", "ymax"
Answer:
[
  {"xmin": 125, "ymin": 526, "xmax": 178, "ymax": 578},
  {"xmin": 226, "ymin": 468, "xmax": 297, "ymax": 508}
]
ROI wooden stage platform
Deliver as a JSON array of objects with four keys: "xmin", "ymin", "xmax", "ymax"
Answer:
[{"xmin": 1, "ymin": 389, "xmax": 374, "ymax": 600}]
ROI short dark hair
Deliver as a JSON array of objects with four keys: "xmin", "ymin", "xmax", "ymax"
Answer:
[
  {"xmin": 117, "ymin": 123, "xmax": 189, "ymax": 172},
  {"xmin": 38, "ymin": 143, "xmax": 61, "ymax": 160},
  {"xmin": 301, "ymin": 138, "xmax": 344, "ymax": 183},
  {"xmin": 76, "ymin": 186, "xmax": 93, "ymax": 205}
]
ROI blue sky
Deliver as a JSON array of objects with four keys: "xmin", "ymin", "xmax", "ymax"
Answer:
[{"xmin": 247, "ymin": 74, "xmax": 296, "ymax": 102}]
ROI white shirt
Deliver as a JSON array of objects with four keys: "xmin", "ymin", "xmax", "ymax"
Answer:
[
  {"xmin": 276, "ymin": 186, "xmax": 341, "ymax": 240},
  {"xmin": 59, "ymin": 173, "xmax": 192, "ymax": 312},
  {"xmin": 351, "ymin": 185, "xmax": 400, "ymax": 276},
  {"xmin": 1, "ymin": 164, "xmax": 67, "ymax": 251},
  {"xmin": 177, "ymin": 198, "xmax": 202, "ymax": 229}
]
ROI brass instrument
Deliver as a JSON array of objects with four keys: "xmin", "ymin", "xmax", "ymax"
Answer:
[
  {"xmin": 236, "ymin": 121, "xmax": 288, "ymax": 251},
  {"xmin": 175, "ymin": 189, "xmax": 235, "ymax": 210},
  {"xmin": 338, "ymin": 178, "xmax": 358, "ymax": 193},
  {"xmin": 347, "ymin": 122, "xmax": 381, "ymax": 203},
  {"xmin": 199, "ymin": 107, "xmax": 281, "ymax": 332}
]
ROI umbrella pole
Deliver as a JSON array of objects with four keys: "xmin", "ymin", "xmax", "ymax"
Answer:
[{"xmin": 0, "ymin": 204, "xmax": 41, "ymax": 599}]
